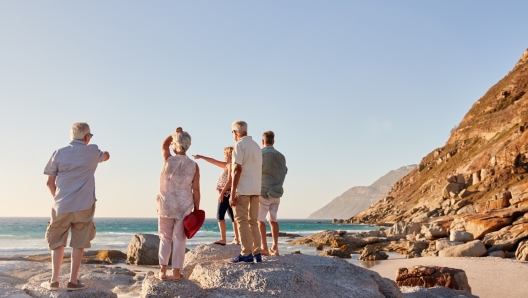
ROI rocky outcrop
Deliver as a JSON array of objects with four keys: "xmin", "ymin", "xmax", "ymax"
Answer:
[
  {"xmin": 0, "ymin": 258, "xmax": 141, "ymax": 298},
  {"xmin": 126, "ymin": 233, "xmax": 161, "ymax": 265},
  {"xmin": 515, "ymin": 239, "xmax": 528, "ymax": 261},
  {"xmin": 348, "ymin": 49, "xmax": 528, "ymax": 255},
  {"xmin": 141, "ymin": 244, "xmax": 405, "ymax": 298},
  {"xmin": 438, "ymin": 240, "xmax": 487, "ymax": 258},
  {"xmin": 482, "ymin": 223, "xmax": 528, "ymax": 252},
  {"xmin": 396, "ymin": 265, "xmax": 472, "ymax": 293}
]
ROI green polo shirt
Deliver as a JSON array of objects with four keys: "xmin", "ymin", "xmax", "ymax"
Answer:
[{"xmin": 261, "ymin": 146, "xmax": 287, "ymax": 199}]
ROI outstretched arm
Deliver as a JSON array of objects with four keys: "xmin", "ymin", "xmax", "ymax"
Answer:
[{"xmin": 193, "ymin": 155, "xmax": 227, "ymax": 168}]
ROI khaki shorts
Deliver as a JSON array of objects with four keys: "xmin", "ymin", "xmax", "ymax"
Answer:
[
  {"xmin": 45, "ymin": 204, "xmax": 96, "ymax": 250},
  {"xmin": 258, "ymin": 196, "xmax": 280, "ymax": 222}
]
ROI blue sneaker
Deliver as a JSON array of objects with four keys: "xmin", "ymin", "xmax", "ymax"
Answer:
[
  {"xmin": 253, "ymin": 253, "xmax": 262, "ymax": 263},
  {"xmin": 230, "ymin": 254, "xmax": 254, "ymax": 263}
]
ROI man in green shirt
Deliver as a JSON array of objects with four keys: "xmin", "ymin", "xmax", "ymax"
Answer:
[{"xmin": 258, "ymin": 131, "xmax": 287, "ymax": 256}]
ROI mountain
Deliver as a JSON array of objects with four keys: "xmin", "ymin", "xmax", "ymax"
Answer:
[
  {"xmin": 307, "ymin": 165, "xmax": 416, "ymax": 219},
  {"xmin": 349, "ymin": 49, "xmax": 528, "ymax": 225}
]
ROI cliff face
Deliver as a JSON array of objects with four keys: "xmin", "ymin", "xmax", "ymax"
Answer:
[
  {"xmin": 351, "ymin": 49, "xmax": 528, "ymax": 225},
  {"xmin": 308, "ymin": 165, "xmax": 415, "ymax": 219}
]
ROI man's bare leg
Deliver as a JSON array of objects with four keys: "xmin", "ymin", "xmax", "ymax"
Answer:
[
  {"xmin": 258, "ymin": 221, "xmax": 269, "ymax": 255},
  {"xmin": 51, "ymin": 246, "xmax": 65, "ymax": 283},
  {"xmin": 270, "ymin": 221, "xmax": 279, "ymax": 256},
  {"xmin": 69, "ymin": 248, "xmax": 84, "ymax": 284},
  {"xmin": 232, "ymin": 221, "xmax": 240, "ymax": 244}
]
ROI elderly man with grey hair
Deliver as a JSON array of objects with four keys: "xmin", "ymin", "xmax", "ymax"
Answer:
[
  {"xmin": 228, "ymin": 120, "xmax": 263, "ymax": 263},
  {"xmin": 42, "ymin": 122, "xmax": 110, "ymax": 291}
]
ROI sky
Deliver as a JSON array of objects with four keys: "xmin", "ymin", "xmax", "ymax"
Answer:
[{"xmin": 1, "ymin": 1, "xmax": 527, "ymax": 219}]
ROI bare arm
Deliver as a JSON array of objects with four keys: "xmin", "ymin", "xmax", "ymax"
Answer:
[
  {"xmin": 192, "ymin": 163, "xmax": 201, "ymax": 210},
  {"xmin": 103, "ymin": 151, "xmax": 110, "ymax": 161},
  {"xmin": 218, "ymin": 164, "xmax": 232, "ymax": 203},
  {"xmin": 46, "ymin": 176, "xmax": 57, "ymax": 197},
  {"xmin": 161, "ymin": 135, "xmax": 172, "ymax": 162},
  {"xmin": 192, "ymin": 155, "xmax": 227, "ymax": 168},
  {"xmin": 229, "ymin": 163, "xmax": 242, "ymax": 207}
]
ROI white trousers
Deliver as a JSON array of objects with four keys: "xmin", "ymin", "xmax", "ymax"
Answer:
[{"xmin": 158, "ymin": 216, "xmax": 186, "ymax": 269}]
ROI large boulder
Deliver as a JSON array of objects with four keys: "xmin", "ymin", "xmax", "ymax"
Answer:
[
  {"xmin": 438, "ymin": 240, "xmax": 487, "ymax": 258},
  {"xmin": 482, "ymin": 223, "xmax": 528, "ymax": 252},
  {"xmin": 516, "ymin": 239, "xmax": 528, "ymax": 261},
  {"xmin": 126, "ymin": 233, "xmax": 161, "ymax": 265},
  {"xmin": 450, "ymin": 207, "xmax": 528, "ymax": 239},
  {"xmin": 396, "ymin": 265, "xmax": 472, "ymax": 293},
  {"xmin": 423, "ymin": 225, "xmax": 448, "ymax": 240},
  {"xmin": 141, "ymin": 244, "xmax": 405, "ymax": 298}
]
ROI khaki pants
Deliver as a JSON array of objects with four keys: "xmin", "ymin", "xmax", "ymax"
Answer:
[{"xmin": 233, "ymin": 194, "xmax": 261, "ymax": 256}]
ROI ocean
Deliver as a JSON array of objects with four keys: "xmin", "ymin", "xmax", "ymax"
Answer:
[{"xmin": 0, "ymin": 217, "xmax": 377, "ymax": 257}]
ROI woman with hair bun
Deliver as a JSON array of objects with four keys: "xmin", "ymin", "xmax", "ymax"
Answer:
[{"xmin": 156, "ymin": 127, "xmax": 200, "ymax": 281}]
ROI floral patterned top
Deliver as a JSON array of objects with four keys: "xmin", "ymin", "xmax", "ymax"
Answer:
[
  {"xmin": 216, "ymin": 165, "xmax": 230, "ymax": 196},
  {"xmin": 157, "ymin": 155, "xmax": 196, "ymax": 219}
]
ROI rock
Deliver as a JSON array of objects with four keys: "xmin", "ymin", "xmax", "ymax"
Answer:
[
  {"xmin": 450, "ymin": 207, "xmax": 528, "ymax": 239},
  {"xmin": 424, "ymin": 225, "xmax": 448, "ymax": 240},
  {"xmin": 359, "ymin": 245, "xmax": 389, "ymax": 261},
  {"xmin": 388, "ymin": 222, "xmax": 422, "ymax": 236},
  {"xmin": 512, "ymin": 213, "xmax": 528, "ymax": 225},
  {"xmin": 435, "ymin": 239, "xmax": 463, "ymax": 251},
  {"xmin": 126, "ymin": 233, "xmax": 161, "ymax": 265},
  {"xmin": 141, "ymin": 244, "xmax": 405, "ymax": 298},
  {"xmin": 450, "ymin": 230, "xmax": 474, "ymax": 243},
  {"xmin": 400, "ymin": 286, "xmax": 478, "ymax": 298},
  {"xmin": 94, "ymin": 250, "xmax": 127, "ymax": 264},
  {"xmin": 438, "ymin": 240, "xmax": 487, "ymax": 258},
  {"xmin": 456, "ymin": 205, "xmax": 477, "ymax": 215},
  {"xmin": 266, "ymin": 232, "xmax": 301, "ymax": 238},
  {"xmin": 516, "ymin": 239, "xmax": 528, "ymax": 261},
  {"xmin": 23, "ymin": 281, "xmax": 118, "ymax": 297},
  {"xmin": 396, "ymin": 265, "xmax": 472, "ymax": 293},
  {"xmin": 287, "ymin": 230, "xmax": 345, "ymax": 247},
  {"xmin": 321, "ymin": 249, "xmax": 351, "ymax": 258},
  {"xmin": 482, "ymin": 223, "xmax": 528, "ymax": 252}
]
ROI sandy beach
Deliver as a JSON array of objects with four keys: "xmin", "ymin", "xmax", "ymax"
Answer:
[{"xmin": 349, "ymin": 254, "xmax": 528, "ymax": 298}]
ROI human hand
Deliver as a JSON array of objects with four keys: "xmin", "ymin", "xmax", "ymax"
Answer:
[
  {"xmin": 193, "ymin": 155, "xmax": 202, "ymax": 160},
  {"xmin": 229, "ymin": 197, "xmax": 236, "ymax": 207},
  {"xmin": 218, "ymin": 195, "xmax": 223, "ymax": 204},
  {"xmin": 176, "ymin": 127, "xmax": 183, "ymax": 133}
]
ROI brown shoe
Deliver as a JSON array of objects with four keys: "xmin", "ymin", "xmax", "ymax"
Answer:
[
  {"xmin": 41, "ymin": 280, "xmax": 59, "ymax": 291},
  {"xmin": 67, "ymin": 280, "xmax": 87, "ymax": 291}
]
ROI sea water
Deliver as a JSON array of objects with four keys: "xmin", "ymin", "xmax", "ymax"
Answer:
[{"xmin": 0, "ymin": 218, "xmax": 376, "ymax": 257}]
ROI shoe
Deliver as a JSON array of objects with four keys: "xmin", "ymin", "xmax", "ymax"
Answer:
[
  {"xmin": 41, "ymin": 280, "xmax": 59, "ymax": 291},
  {"xmin": 253, "ymin": 253, "xmax": 262, "ymax": 263},
  {"xmin": 67, "ymin": 280, "xmax": 87, "ymax": 291},
  {"xmin": 230, "ymin": 254, "xmax": 254, "ymax": 263}
]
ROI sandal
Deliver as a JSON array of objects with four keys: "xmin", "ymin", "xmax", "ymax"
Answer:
[
  {"xmin": 156, "ymin": 272, "xmax": 168, "ymax": 281},
  {"xmin": 270, "ymin": 249, "xmax": 279, "ymax": 256},
  {"xmin": 213, "ymin": 240, "xmax": 226, "ymax": 246}
]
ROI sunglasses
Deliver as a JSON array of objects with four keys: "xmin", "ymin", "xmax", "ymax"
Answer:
[{"xmin": 87, "ymin": 133, "xmax": 94, "ymax": 138}]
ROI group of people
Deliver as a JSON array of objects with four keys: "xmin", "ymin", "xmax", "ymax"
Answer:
[{"xmin": 40, "ymin": 120, "xmax": 287, "ymax": 290}]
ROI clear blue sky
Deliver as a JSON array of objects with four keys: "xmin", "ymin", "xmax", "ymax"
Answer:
[{"xmin": 1, "ymin": 1, "xmax": 526, "ymax": 219}]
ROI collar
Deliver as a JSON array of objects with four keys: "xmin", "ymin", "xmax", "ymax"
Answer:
[{"xmin": 70, "ymin": 140, "xmax": 86, "ymax": 145}]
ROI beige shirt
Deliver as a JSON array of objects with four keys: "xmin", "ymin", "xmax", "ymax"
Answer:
[{"xmin": 233, "ymin": 136, "xmax": 262, "ymax": 195}]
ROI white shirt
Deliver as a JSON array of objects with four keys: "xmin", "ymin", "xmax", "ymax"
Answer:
[{"xmin": 233, "ymin": 136, "xmax": 262, "ymax": 195}]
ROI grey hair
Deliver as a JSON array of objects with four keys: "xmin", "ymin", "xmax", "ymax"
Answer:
[
  {"xmin": 70, "ymin": 122, "xmax": 90, "ymax": 140},
  {"xmin": 231, "ymin": 120, "xmax": 248, "ymax": 135},
  {"xmin": 171, "ymin": 130, "xmax": 192, "ymax": 152}
]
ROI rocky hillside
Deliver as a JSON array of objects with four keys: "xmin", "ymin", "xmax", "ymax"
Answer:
[
  {"xmin": 350, "ymin": 49, "xmax": 528, "ymax": 225},
  {"xmin": 308, "ymin": 165, "xmax": 416, "ymax": 219}
]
